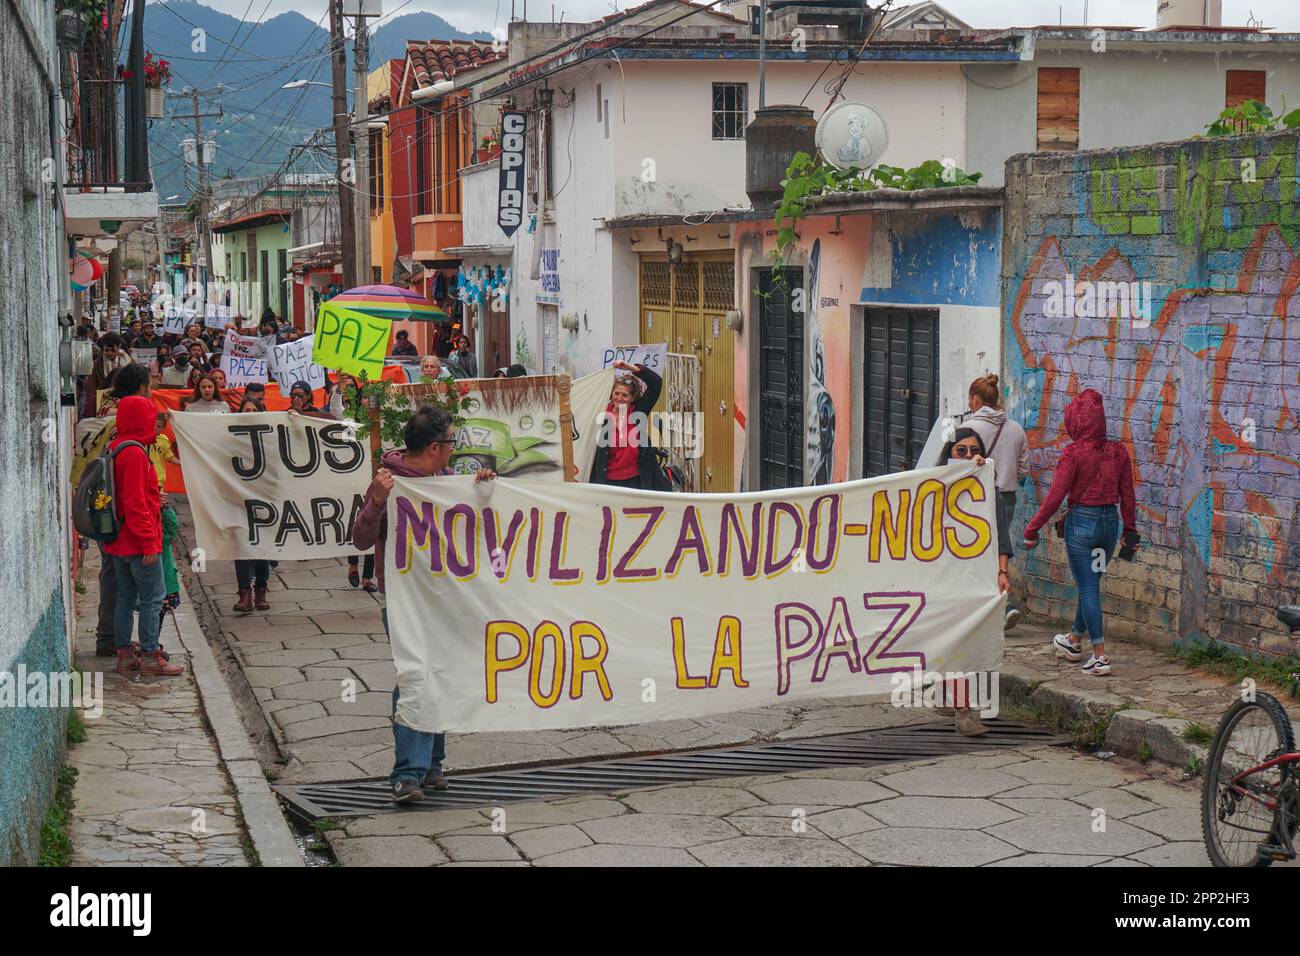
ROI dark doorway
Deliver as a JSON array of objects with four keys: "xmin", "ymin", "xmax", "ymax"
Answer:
[
  {"xmin": 863, "ymin": 307, "xmax": 940, "ymax": 477},
  {"xmin": 757, "ymin": 267, "xmax": 804, "ymax": 490}
]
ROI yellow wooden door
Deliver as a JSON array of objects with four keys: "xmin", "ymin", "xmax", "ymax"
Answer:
[{"xmin": 638, "ymin": 254, "xmax": 734, "ymax": 493}]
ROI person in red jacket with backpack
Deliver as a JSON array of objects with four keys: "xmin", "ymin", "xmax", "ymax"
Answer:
[{"xmin": 106, "ymin": 396, "xmax": 185, "ymax": 677}]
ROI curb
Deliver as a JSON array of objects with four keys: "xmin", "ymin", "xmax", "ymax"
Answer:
[
  {"xmin": 170, "ymin": 599, "xmax": 305, "ymax": 867},
  {"xmin": 1001, "ymin": 668, "xmax": 1208, "ymax": 771}
]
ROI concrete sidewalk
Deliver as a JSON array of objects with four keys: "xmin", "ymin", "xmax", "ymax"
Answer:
[{"xmin": 67, "ymin": 547, "xmax": 249, "ymax": 866}]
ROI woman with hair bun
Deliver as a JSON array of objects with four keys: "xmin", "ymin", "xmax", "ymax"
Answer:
[{"xmin": 963, "ymin": 374, "xmax": 1030, "ymax": 630}]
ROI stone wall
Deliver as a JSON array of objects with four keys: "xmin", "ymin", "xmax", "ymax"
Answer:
[
  {"xmin": 0, "ymin": 0, "xmax": 71, "ymax": 864},
  {"xmin": 1002, "ymin": 129, "xmax": 1300, "ymax": 655}
]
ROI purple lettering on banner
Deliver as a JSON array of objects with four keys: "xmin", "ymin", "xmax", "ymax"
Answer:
[
  {"xmin": 483, "ymin": 507, "xmax": 526, "ymax": 581},
  {"xmin": 810, "ymin": 596, "xmax": 862, "ymax": 682},
  {"xmin": 665, "ymin": 505, "xmax": 710, "ymax": 576},
  {"xmin": 763, "ymin": 501, "xmax": 805, "ymax": 576},
  {"xmin": 613, "ymin": 506, "xmax": 664, "ymax": 579},
  {"xmin": 718, "ymin": 502, "xmax": 761, "ymax": 577},
  {"xmin": 443, "ymin": 504, "xmax": 477, "ymax": 578},
  {"xmin": 526, "ymin": 507, "xmax": 541, "ymax": 580},
  {"xmin": 774, "ymin": 602, "xmax": 823, "ymax": 696},
  {"xmin": 596, "ymin": 506, "xmax": 614, "ymax": 583},
  {"xmin": 548, "ymin": 511, "xmax": 580, "ymax": 581},
  {"xmin": 860, "ymin": 591, "xmax": 927, "ymax": 675},
  {"xmin": 806, "ymin": 494, "xmax": 840, "ymax": 571},
  {"xmin": 394, "ymin": 497, "xmax": 440, "ymax": 573}
]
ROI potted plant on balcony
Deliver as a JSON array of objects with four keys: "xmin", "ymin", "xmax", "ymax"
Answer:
[
  {"xmin": 55, "ymin": 0, "xmax": 106, "ymax": 50},
  {"xmin": 143, "ymin": 52, "xmax": 170, "ymax": 119},
  {"xmin": 476, "ymin": 133, "xmax": 499, "ymax": 164}
]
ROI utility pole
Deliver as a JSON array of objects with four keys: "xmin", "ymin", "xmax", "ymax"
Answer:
[
  {"xmin": 169, "ymin": 87, "xmax": 222, "ymax": 311},
  {"xmin": 353, "ymin": 10, "xmax": 372, "ymax": 286},
  {"xmin": 330, "ymin": 0, "xmax": 357, "ymax": 290}
]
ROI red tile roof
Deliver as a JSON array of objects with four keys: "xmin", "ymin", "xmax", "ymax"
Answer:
[
  {"xmin": 212, "ymin": 208, "xmax": 291, "ymax": 234},
  {"xmin": 406, "ymin": 40, "xmax": 507, "ymax": 88}
]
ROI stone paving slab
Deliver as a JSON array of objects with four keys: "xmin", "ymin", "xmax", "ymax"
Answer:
[
  {"xmin": 67, "ymin": 548, "xmax": 250, "ymax": 867},
  {"xmin": 325, "ymin": 745, "xmax": 1245, "ymax": 867}
]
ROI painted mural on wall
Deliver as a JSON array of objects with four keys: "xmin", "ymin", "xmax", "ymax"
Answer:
[
  {"xmin": 804, "ymin": 240, "xmax": 837, "ymax": 485},
  {"xmin": 1005, "ymin": 132, "xmax": 1300, "ymax": 649}
]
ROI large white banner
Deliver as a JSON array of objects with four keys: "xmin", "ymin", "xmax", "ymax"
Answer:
[
  {"xmin": 385, "ymin": 463, "xmax": 1004, "ymax": 733},
  {"xmin": 170, "ymin": 411, "xmax": 371, "ymax": 559}
]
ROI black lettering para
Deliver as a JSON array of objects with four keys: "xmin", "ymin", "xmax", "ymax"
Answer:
[
  {"xmin": 245, "ymin": 499, "xmax": 276, "ymax": 544},
  {"xmin": 311, "ymin": 497, "xmax": 346, "ymax": 545},
  {"xmin": 275, "ymin": 500, "xmax": 311, "ymax": 547}
]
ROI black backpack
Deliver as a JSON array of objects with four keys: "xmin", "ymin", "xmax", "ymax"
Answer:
[{"xmin": 73, "ymin": 440, "xmax": 146, "ymax": 542}]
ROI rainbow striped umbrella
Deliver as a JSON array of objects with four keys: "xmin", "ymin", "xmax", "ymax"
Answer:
[{"xmin": 328, "ymin": 283, "xmax": 450, "ymax": 322}]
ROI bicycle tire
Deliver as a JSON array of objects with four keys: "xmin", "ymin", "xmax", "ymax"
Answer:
[{"xmin": 1202, "ymin": 691, "xmax": 1296, "ymax": 867}]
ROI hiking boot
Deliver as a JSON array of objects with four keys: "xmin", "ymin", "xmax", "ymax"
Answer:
[
  {"xmin": 114, "ymin": 648, "xmax": 138, "ymax": 675},
  {"xmin": 422, "ymin": 767, "xmax": 450, "ymax": 791},
  {"xmin": 233, "ymin": 588, "xmax": 253, "ymax": 614},
  {"xmin": 392, "ymin": 780, "xmax": 424, "ymax": 804},
  {"xmin": 1053, "ymin": 633, "xmax": 1083, "ymax": 662},
  {"xmin": 138, "ymin": 650, "xmax": 185, "ymax": 677},
  {"xmin": 954, "ymin": 709, "xmax": 989, "ymax": 737},
  {"xmin": 253, "ymin": 586, "xmax": 270, "ymax": 611}
]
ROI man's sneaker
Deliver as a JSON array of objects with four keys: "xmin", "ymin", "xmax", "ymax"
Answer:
[
  {"xmin": 138, "ymin": 650, "xmax": 185, "ymax": 677},
  {"xmin": 422, "ymin": 767, "xmax": 450, "ymax": 791},
  {"xmin": 1082, "ymin": 654, "xmax": 1112, "ymax": 676},
  {"xmin": 1053, "ymin": 634, "xmax": 1083, "ymax": 662},
  {"xmin": 392, "ymin": 780, "xmax": 424, "ymax": 804},
  {"xmin": 1004, "ymin": 607, "xmax": 1021, "ymax": 631},
  {"xmin": 114, "ymin": 648, "xmax": 138, "ymax": 675}
]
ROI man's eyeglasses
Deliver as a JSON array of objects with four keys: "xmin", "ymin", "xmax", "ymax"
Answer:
[
  {"xmin": 951, "ymin": 445, "xmax": 980, "ymax": 459},
  {"xmin": 432, "ymin": 435, "xmax": 455, "ymax": 446}
]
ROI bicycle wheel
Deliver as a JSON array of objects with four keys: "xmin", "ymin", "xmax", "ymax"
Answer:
[{"xmin": 1202, "ymin": 691, "xmax": 1296, "ymax": 867}]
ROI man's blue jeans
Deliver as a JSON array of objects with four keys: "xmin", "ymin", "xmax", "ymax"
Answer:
[
  {"xmin": 112, "ymin": 554, "xmax": 165, "ymax": 652},
  {"xmin": 381, "ymin": 608, "xmax": 446, "ymax": 786},
  {"xmin": 1063, "ymin": 504, "xmax": 1119, "ymax": 648}
]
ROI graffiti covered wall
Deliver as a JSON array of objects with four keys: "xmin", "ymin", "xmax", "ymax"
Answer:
[{"xmin": 1003, "ymin": 130, "xmax": 1300, "ymax": 654}]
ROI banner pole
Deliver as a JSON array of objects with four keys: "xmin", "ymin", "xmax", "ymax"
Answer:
[
  {"xmin": 368, "ymin": 387, "xmax": 382, "ymax": 477},
  {"xmin": 557, "ymin": 373, "xmax": 575, "ymax": 482}
]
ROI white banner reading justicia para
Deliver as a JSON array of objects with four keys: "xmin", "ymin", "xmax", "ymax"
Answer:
[
  {"xmin": 385, "ymin": 463, "xmax": 1005, "ymax": 733},
  {"xmin": 171, "ymin": 411, "xmax": 370, "ymax": 560}
]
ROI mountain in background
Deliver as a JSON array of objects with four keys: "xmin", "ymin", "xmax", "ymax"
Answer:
[{"xmin": 144, "ymin": 0, "xmax": 489, "ymax": 203}]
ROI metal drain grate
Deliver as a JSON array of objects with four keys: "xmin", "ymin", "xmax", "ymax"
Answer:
[{"xmin": 274, "ymin": 720, "xmax": 1063, "ymax": 822}]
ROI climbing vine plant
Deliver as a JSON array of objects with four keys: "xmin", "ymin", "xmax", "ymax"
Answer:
[{"xmin": 772, "ymin": 152, "xmax": 983, "ymax": 276}]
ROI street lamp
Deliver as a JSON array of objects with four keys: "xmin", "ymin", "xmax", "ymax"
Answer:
[
  {"xmin": 410, "ymin": 79, "xmax": 455, "ymax": 101},
  {"xmin": 281, "ymin": 79, "xmax": 334, "ymax": 91}
]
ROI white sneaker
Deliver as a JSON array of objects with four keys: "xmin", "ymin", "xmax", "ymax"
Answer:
[
  {"xmin": 1082, "ymin": 654, "xmax": 1112, "ymax": 676},
  {"xmin": 1053, "ymin": 633, "xmax": 1083, "ymax": 662},
  {"xmin": 1004, "ymin": 607, "xmax": 1022, "ymax": 631}
]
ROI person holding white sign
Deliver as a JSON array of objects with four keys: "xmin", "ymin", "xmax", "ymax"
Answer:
[{"xmin": 352, "ymin": 406, "xmax": 497, "ymax": 804}]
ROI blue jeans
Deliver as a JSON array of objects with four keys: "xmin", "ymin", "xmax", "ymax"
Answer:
[
  {"xmin": 381, "ymin": 608, "xmax": 446, "ymax": 786},
  {"xmin": 1063, "ymin": 504, "xmax": 1119, "ymax": 648},
  {"xmin": 112, "ymin": 553, "xmax": 165, "ymax": 652}
]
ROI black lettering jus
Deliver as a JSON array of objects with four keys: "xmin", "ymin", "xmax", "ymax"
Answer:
[
  {"xmin": 278, "ymin": 424, "xmax": 321, "ymax": 476},
  {"xmin": 320, "ymin": 423, "xmax": 364, "ymax": 474},
  {"xmin": 230, "ymin": 424, "xmax": 273, "ymax": 480}
]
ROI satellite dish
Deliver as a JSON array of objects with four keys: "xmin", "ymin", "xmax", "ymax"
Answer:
[{"xmin": 815, "ymin": 102, "xmax": 889, "ymax": 171}]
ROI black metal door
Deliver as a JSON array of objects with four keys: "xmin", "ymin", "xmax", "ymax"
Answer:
[
  {"xmin": 863, "ymin": 307, "xmax": 939, "ymax": 477},
  {"xmin": 758, "ymin": 268, "xmax": 804, "ymax": 489}
]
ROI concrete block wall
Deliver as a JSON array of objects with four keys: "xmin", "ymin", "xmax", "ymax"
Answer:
[{"xmin": 1002, "ymin": 129, "xmax": 1300, "ymax": 656}]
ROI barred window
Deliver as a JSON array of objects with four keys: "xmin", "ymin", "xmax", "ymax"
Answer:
[{"xmin": 712, "ymin": 82, "xmax": 748, "ymax": 140}]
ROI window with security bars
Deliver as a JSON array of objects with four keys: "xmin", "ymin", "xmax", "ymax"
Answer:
[{"xmin": 712, "ymin": 82, "xmax": 748, "ymax": 140}]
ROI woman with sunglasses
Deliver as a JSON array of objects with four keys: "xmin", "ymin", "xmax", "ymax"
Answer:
[{"xmin": 937, "ymin": 427, "xmax": 1000, "ymax": 737}]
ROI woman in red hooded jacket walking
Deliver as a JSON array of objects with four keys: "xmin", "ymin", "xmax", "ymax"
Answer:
[{"xmin": 1022, "ymin": 389, "xmax": 1137, "ymax": 676}]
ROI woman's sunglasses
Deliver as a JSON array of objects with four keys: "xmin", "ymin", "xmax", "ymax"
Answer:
[{"xmin": 951, "ymin": 445, "xmax": 980, "ymax": 459}]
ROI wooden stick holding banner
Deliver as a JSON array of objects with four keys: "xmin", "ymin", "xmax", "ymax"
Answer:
[{"xmin": 556, "ymin": 374, "xmax": 575, "ymax": 482}]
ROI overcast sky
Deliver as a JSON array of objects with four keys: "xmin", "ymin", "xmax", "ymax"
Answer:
[{"xmin": 184, "ymin": 0, "xmax": 1300, "ymax": 35}]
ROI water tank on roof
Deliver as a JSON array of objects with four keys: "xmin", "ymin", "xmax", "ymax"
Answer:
[
  {"xmin": 1156, "ymin": 0, "xmax": 1222, "ymax": 28},
  {"xmin": 745, "ymin": 105, "xmax": 817, "ymax": 210}
]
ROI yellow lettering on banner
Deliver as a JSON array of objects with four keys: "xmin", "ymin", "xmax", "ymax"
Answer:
[
  {"xmin": 869, "ymin": 489, "xmax": 909, "ymax": 562},
  {"xmin": 485, "ymin": 621, "xmax": 529, "ymax": 703},
  {"xmin": 570, "ymin": 621, "xmax": 613, "ymax": 701},
  {"xmin": 910, "ymin": 479, "xmax": 945, "ymax": 562},
  {"xmin": 945, "ymin": 476, "xmax": 991, "ymax": 558},
  {"xmin": 708, "ymin": 616, "xmax": 748, "ymax": 688},
  {"xmin": 529, "ymin": 621, "xmax": 566, "ymax": 708},
  {"xmin": 671, "ymin": 617, "xmax": 707, "ymax": 689},
  {"xmin": 312, "ymin": 303, "xmax": 392, "ymax": 379}
]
